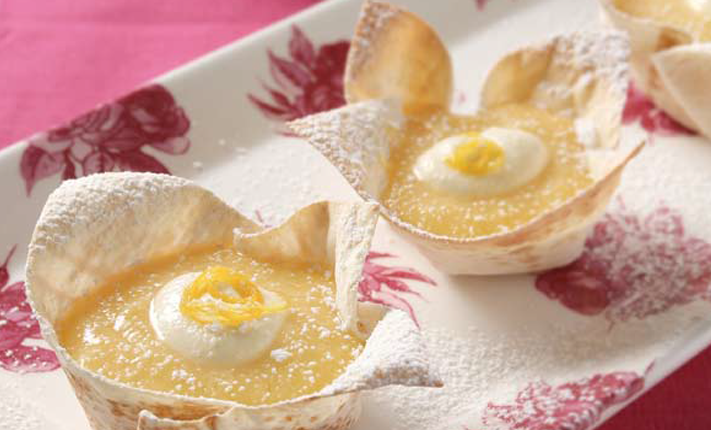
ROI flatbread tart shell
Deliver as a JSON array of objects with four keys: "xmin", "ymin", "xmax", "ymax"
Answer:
[
  {"xmin": 599, "ymin": 0, "xmax": 711, "ymax": 138},
  {"xmin": 289, "ymin": 1, "xmax": 643, "ymax": 275},
  {"xmin": 25, "ymin": 172, "xmax": 441, "ymax": 430}
]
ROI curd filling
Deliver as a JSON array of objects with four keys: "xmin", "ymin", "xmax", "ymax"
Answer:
[
  {"xmin": 382, "ymin": 103, "xmax": 592, "ymax": 238},
  {"xmin": 58, "ymin": 246, "xmax": 364, "ymax": 405},
  {"xmin": 614, "ymin": 0, "xmax": 711, "ymax": 41}
]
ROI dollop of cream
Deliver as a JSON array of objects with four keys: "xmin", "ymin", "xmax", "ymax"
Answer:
[
  {"xmin": 150, "ymin": 272, "xmax": 287, "ymax": 366},
  {"xmin": 413, "ymin": 127, "xmax": 549, "ymax": 197}
]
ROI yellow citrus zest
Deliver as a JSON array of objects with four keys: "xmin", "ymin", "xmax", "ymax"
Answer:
[
  {"xmin": 180, "ymin": 266, "xmax": 286, "ymax": 326},
  {"xmin": 445, "ymin": 133, "xmax": 505, "ymax": 176}
]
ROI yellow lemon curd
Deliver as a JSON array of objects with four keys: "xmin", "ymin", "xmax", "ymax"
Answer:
[
  {"xmin": 445, "ymin": 134, "xmax": 505, "ymax": 176},
  {"xmin": 614, "ymin": 0, "xmax": 711, "ymax": 41},
  {"xmin": 58, "ymin": 246, "xmax": 364, "ymax": 405},
  {"xmin": 381, "ymin": 103, "xmax": 592, "ymax": 238}
]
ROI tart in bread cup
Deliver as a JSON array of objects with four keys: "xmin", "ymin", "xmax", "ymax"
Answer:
[
  {"xmin": 25, "ymin": 172, "xmax": 441, "ymax": 430},
  {"xmin": 600, "ymin": 0, "xmax": 711, "ymax": 138},
  {"xmin": 288, "ymin": 0, "xmax": 643, "ymax": 275}
]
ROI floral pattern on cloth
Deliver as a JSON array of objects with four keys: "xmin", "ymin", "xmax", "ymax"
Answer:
[
  {"xmin": 249, "ymin": 26, "xmax": 349, "ymax": 124},
  {"xmin": 481, "ymin": 371, "xmax": 644, "ymax": 430},
  {"xmin": 20, "ymin": 84, "xmax": 190, "ymax": 195},
  {"xmin": 0, "ymin": 246, "xmax": 59, "ymax": 373},
  {"xmin": 535, "ymin": 201, "xmax": 711, "ymax": 322},
  {"xmin": 359, "ymin": 252, "xmax": 436, "ymax": 326},
  {"xmin": 622, "ymin": 83, "xmax": 695, "ymax": 136}
]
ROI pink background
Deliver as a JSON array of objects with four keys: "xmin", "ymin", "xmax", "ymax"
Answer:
[{"xmin": 0, "ymin": 0, "xmax": 709, "ymax": 428}]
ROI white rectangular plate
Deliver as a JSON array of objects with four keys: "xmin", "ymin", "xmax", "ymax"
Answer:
[{"xmin": 2, "ymin": 1, "xmax": 711, "ymax": 429}]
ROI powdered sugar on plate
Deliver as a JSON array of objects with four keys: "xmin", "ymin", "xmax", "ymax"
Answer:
[{"xmin": 364, "ymin": 302, "xmax": 706, "ymax": 430}]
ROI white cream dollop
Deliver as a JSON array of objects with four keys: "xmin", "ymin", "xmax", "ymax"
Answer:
[
  {"xmin": 150, "ymin": 272, "xmax": 287, "ymax": 366},
  {"xmin": 413, "ymin": 127, "xmax": 549, "ymax": 197}
]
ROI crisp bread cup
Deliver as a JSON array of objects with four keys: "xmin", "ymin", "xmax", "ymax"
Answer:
[
  {"xmin": 25, "ymin": 172, "xmax": 441, "ymax": 430},
  {"xmin": 600, "ymin": 0, "xmax": 711, "ymax": 138},
  {"xmin": 288, "ymin": 0, "xmax": 644, "ymax": 275}
]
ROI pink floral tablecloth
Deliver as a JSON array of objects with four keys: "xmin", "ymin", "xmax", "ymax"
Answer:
[{"xmin": 0, "ymin": 0, "xmax": 709, "ymax": 429}]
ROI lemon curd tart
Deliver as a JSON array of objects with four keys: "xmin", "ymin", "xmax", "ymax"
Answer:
[
  {"xmin": 26, "ymin": 173, "xmax": 441, "ymax": 430},
  {"xmin": 290, "ymin": 1, "xmax": 642, "ymax": 275},
  {"xmin": 601, "ymin": 0, "xmax": 711, "ymax": 139},
  {"xmin": 382, "ymin": 104, "xmax": 592, "ymax": 238},
  {"xmin": 58, "ymin": 246, "xmax": 364, "ymax": 406}
]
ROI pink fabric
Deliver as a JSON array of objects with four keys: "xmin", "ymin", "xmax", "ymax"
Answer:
[
  {"xmin": 0, "ymin": 1, "xmax": 709, "ymax": 428},
  {"xmin": 0, "ymin": 0, "xmax": 318, "ymax": 145}
]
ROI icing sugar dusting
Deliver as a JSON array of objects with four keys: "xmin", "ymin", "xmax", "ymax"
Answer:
[
  {"xmin": 323, "ymin": 311, "xmax": 442, "ymax": 395},
  {"xmin": 574, "ymin": 118, "xmax": 597, "ymax": 147},
  {"xmin": 270, "ymin": 348, "xmax": 292, "ymax": 362},
  {"xmin": 366, "ymin": 307, "xmax": 701, "ymax": 430},
  {"xmin": 29, "ymin": 173, "xmax": 193, "ymax": 252},
  {"xmin": 0, "ymin": 380, "xmax": 56, "ymax": 430},
  {"xmin": 536, "ymin": 201, "xmax": 711, "ymax": 322},
  {"xmin": 481, "ymin": 370, "xmax": 643, "ymax": 430},
  {"xmin": 288, "ymin": 99, "xmax": 400, "ymax": 196},
  {"xmin": 546, "ymin": 30, "xmax": 629, "ymax": 100},
  {"xmin": 348, "ymin": 0, "xmax": 399, "ymax": 73}
]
